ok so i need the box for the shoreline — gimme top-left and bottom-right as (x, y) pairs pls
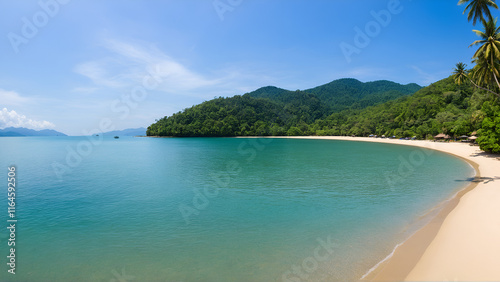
(148, 135), (499, 279)
(277, 136), (500, 281)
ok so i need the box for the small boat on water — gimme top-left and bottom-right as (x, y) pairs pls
(114, 136), (119, 139)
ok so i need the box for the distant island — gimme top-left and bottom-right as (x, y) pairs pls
(0, 127), (67, 137)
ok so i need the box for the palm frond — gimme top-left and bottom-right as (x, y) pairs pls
(459, 0), (498, 25)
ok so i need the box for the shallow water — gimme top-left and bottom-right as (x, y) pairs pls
(0, 137), (474, 281)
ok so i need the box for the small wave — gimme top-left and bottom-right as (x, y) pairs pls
(360, 241), (404, 280)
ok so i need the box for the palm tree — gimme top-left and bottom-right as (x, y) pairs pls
(470, 18), (500, 89)
(453, 62), (469, 85)
(453, 62), (500, 97)
(459, 0), (498, 25)
(471, 57), (495, 86)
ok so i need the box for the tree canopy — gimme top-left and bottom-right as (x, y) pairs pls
(147, 79), (421, 137)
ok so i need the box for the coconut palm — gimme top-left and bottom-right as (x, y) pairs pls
(471, 57), (496, 86)
(470, 18), (500, 88)
(459, 0), (498, 25)
(453, 62), (500, 97)
(453, 62), (469, 85)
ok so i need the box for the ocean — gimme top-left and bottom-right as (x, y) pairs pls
(0, 137), (474, 281)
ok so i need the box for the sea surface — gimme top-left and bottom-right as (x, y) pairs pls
(0, 137), (474, 281)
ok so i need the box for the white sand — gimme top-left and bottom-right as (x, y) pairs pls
(281, 136), (500, 281)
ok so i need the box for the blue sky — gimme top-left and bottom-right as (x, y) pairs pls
(0, 0), (489, 135)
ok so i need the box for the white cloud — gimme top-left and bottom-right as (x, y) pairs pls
(0, 108), (55, 130)
(74, 59), (129, 88)
(72, 38), (287, 101)
(0, 89), (30, 106)
(74, 39), (218, 93)
(104, 39), (155, 63)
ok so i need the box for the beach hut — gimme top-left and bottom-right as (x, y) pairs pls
(458, 135), (469, 142)
(468, 135), (478, 145)
(434, 133), (451, 141)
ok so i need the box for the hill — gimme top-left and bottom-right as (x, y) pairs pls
(304, 78), (422, 112)
(147, 79), (422, 137)
(312, 77), (484, 138)
(247, 79), (421, 112)
(0, 127), (67, 137)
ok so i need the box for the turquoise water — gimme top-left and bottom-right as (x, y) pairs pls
(0, 137), (474, 281)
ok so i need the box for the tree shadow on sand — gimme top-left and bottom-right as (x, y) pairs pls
(469, 151), (500, 161)
(456, 176), (500, 184)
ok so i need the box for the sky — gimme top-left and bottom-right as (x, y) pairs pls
(0, 0), (490, 135)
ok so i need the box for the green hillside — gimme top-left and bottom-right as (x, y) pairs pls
(247, 79), (421, 112)
(303, 78), (421, 112)
(312, 77), (499, 152)
(147, 91), (325, 137)
(147, 76), (500, 152)
(147, 79), (421, 137)
(312, 77), (487, 138)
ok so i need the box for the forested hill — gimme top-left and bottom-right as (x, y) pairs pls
(312, 76), (489, 138)
(147, 79), (421, 137)
(247, 79), (421, 112)
(304, 78), (421, 112)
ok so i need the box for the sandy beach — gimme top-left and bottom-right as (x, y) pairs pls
(283, 136), (500, 281)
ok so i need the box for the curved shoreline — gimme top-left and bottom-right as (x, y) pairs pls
(271, 136), (500, 281)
